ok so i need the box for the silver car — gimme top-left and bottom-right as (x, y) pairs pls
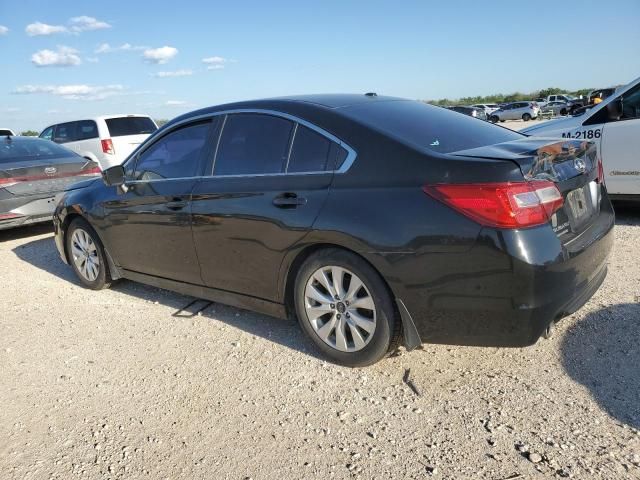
(489, 102), (540, 122)
(541, 101), (570, 116)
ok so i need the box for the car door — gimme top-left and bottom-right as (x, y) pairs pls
(599, 83), (640, 195)
(191, 112), (348, 301)
(72, 120), (100, 159)
(100, 119), (216, 284)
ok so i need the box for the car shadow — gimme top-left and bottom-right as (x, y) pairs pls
(612, 201), (640, 225)
(561, 303), (640, 429)
(11, 235), (323, 361)
(0, 223), (53, 242)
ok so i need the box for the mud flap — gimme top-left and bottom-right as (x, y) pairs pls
(396, 298), (422, 351)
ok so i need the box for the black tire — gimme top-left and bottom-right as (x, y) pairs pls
(294, 248), (401, 367)
(560, 108), (567, 116)
(489, 115), (499, 123)
(66, 218), (112, 290)
(522, 113), (532, 121)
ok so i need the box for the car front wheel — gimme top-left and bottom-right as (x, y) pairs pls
(294, 249), (401, 367)
(66, 218), (112, 290)
(489, 115), (499, 123)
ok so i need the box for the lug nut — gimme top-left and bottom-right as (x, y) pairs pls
(346, 312), (350, 318)
(336, 314), (341, 319)
(330, 303), (335, 309)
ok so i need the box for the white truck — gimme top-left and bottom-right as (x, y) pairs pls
(522, 76), (640, 199)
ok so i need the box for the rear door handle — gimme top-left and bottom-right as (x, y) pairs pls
(273, 192), (307, 208)
(166, 197), (188, 211)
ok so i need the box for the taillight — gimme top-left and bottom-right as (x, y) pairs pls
(423, 181), (564, 229)
(0, 212), (22, 220)
(101, 138), (115, 155)
(597, 157), (605, 184)
(0, 177), (18, 188)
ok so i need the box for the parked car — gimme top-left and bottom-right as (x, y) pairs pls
(447, 105), (487, 120)
(489, 102), (540, 122)
(535, 98), (548, 108)
(470, 104), (500, 115)
(546, 94), (586, 113)
(522, 75), (640, 200)
(0, 128), (15, 136)
(0, 136), (101, 230)
(53, 94), (613, 366)
(39, 115), (158, 170)
(542, 101), (570, 116)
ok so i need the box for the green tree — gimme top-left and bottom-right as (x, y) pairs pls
(155, 119), (169, 127)
(20, 130), (39, 136)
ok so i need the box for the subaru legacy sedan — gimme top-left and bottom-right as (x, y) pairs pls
(53, 94), (614, 366)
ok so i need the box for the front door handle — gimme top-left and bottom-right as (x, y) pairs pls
(166, 197), (188, 211)
(273, 192), (307, 208)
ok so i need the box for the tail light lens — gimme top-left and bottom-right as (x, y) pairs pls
(0, 212), (22, 220)
(0, 177), (19, 188)
(101, 138), (115, 155)
(597, 157), (605, 184)
(424, 181), (564, 229)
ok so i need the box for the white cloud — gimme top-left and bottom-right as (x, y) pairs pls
(152, 69), (193, 78)
(95, 42), (146, 54)
(0, 25), (9, 35)
(31, 46), (81, 67)
(13, 84), (125, 100)
(202, 56), (228, 70)
(166, 100), (187, 106)
(69, 16), (111, 32)
(143, 46), (178, 64)
(25, 21), (68, 36)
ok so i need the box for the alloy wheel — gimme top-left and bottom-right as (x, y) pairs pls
(70, 228), (100, 282)
(304, 266), (377, 352)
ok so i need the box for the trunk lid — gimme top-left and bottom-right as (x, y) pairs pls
(0, 156), (100, 195)
(453, 138), (601, 240)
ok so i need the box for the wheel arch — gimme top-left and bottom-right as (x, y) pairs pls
(280, 242), (421, 350)
(60, 211), (122, 280)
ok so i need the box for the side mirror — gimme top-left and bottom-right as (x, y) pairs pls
(606, 98), (623, 121)
(102, 165), (125, 186)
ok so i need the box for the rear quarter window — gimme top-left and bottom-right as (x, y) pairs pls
(106, 117), (157, 137)
(341, 100), (523, 154)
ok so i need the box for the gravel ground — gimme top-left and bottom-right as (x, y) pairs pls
(1, 204), (639, 480)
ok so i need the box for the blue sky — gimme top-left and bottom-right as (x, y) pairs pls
(1, 0), (639, 132)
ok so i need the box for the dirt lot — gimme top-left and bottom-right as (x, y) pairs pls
(1, 204), (639, 479)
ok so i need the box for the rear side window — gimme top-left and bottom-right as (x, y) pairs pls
(342, 100), (523, 154)
(214, 114), (294, 175)
(134, 122), (209, 180)
(53, 122), (78, 143)
(106, 117), (157, 137)
(76, 120), (98, 140)
(287, 125), (333, 173)
(40, 126), (54, 141)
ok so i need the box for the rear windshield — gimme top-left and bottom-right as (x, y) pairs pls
(341, 100), (523, 154)
(105, 117), (157, 137)
(0, 137), (78, 162)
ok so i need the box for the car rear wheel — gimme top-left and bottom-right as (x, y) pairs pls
(66, 218), (111, 290)
(522, 113), (532, 121)
(489, 115), (499, 123)
(294, 249), (401, 367)
(560, 108), (568, 116)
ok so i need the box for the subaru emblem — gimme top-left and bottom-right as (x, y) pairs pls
(574, 158), (586, 173)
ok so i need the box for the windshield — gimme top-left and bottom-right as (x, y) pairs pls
(106, 117), (157, 137)
(0, 137), (78, 162)
(341, 100), (523, 154)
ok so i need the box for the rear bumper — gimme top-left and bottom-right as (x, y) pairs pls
(0, 193), (59, 230)
(392, 199), (615, 348)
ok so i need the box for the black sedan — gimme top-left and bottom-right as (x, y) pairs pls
(53, 95), (614, 366)
(1, 135), (100, 230)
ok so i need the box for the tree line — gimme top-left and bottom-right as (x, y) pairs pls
(426, 87), (593, 107)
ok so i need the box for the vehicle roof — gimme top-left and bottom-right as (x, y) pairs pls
(171, 94), (403, 118)
(44, 114), (153, 125)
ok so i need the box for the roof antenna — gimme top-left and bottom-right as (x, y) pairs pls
(364, 92), (378, 97)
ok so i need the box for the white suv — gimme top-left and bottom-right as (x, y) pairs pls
(39, 115), (158, 169)
(0, 128), (15, 136)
